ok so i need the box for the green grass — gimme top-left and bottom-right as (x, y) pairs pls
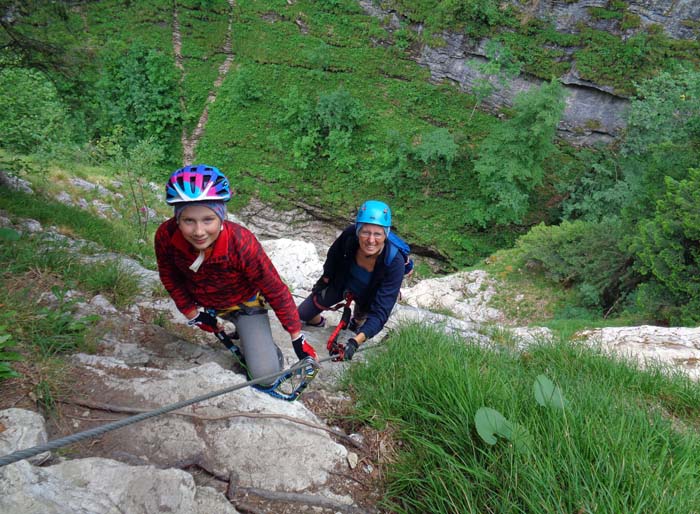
(0, 224), (148, 307)
(347, 325), (700, 513)
(79, 260), (144, 308)
(0, 282), (97, 358)
(0, 186), (155, 263)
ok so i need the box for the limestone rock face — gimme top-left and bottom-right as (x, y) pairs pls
(0, 409), (49, 465)
(522, 0), (700, 40)
(262, 238), (324, 294)
(360, 0), (699, 145)
(0, 457), (238, 514)
(67, 357), (348, 491)
(576, 325), (700, 380)
(400, 270), (504, 323)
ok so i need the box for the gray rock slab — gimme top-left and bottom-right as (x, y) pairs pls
(0, 458), (237, 514)
(71, 357), (348, 492)
(577, 325), (700, 380)
(0, 409), (50, 465)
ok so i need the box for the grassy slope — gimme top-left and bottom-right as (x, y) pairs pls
(347, 325), (700, 513)
(195, 0), (526, 267)
(11, 1), (700, 272)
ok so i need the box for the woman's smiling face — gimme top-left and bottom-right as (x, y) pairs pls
(357, 223), (386, 257)
(177, 204), (222, 250)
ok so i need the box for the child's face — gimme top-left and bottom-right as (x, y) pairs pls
(177, 204), (222, 250)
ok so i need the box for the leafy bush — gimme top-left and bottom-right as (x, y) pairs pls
(316, 88), (365, 133)
(279, 87), (365, 169)
(517, 218), (632, 309)
(412, 128), (458, 172)
(474, 80), (566, 225)
(0, 67), (71, 154)
(228, 66), (264, 106)
(93, 41), (182, 156)
(558, 147), (630, 222)
(631, 169), (700, 324)
(619, 68), (700, 223)
(468, 40), (522, 119)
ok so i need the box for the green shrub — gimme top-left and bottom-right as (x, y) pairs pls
(412, 128), (458, 172)
(621, 67), (700, 224)
(0, 67), (71, 154)
(558, 148), (631, 222)
(93, 40), (182, 156)
(517, 218), (632, 309)
(229, 66), (265, 106)
(474, 80), (565, 225)
(278, 86), (365, 170)
(631, 170), (700, 324)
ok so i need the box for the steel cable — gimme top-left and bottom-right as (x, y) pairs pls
(0, 343), (375, 467)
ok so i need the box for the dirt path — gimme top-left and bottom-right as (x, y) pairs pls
(175, 0), (237, 166)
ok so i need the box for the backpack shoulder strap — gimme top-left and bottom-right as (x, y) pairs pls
(385, 239), (399, 267)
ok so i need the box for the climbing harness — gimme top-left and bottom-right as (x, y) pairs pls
(326, 293), (354, 361)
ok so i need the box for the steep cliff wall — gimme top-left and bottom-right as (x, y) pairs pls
(360, 0), (699, 145)
(524, 0), (700, 40)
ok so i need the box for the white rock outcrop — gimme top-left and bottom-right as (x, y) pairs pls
(577, 325), (700, 380)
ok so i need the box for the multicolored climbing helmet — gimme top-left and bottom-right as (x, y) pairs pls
(166, 164), (231, 205)
(356, 200), (391, 227)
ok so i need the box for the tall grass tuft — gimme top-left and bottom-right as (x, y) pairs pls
(78, 260), (143, 308)
(347, 324), (700, 513)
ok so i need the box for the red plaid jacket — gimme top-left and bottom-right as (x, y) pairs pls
(154, 218), (301, 335)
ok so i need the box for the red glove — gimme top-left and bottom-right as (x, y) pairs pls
(292, 334), (318, 361)
(187, 311), (219, 333)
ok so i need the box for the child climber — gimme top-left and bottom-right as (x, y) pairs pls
(154, 164), (317, 387)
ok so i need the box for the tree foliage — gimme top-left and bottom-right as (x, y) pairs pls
(469, 40), (522, 120)
(0, 67), (70, 153)
(412, 128), (458, 171)
(279, 87), (365, 170)
(93, 41), (181, 153)
(621, 67), (700, 223)
(559, 148), (630, 222)
(631, 169), (700, 324)
(517, 218), (632, 310)
(0, 0), (76, 76)
(474, 79), (566, 225)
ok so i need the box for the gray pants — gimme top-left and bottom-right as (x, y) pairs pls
(222, 309), (283, 386)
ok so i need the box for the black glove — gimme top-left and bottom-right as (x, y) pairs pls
(343, 338), (359, 361)
(292, 334), (318, 361)
(187, 310), (219, 333)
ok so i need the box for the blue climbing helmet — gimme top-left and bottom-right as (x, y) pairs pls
(356, 200), (391, 228)
(166, 164), (231, 205)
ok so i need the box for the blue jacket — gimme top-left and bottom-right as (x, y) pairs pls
(323, 225), (404, 339)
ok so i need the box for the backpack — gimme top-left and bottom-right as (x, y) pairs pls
(386, 231), (414, 275)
